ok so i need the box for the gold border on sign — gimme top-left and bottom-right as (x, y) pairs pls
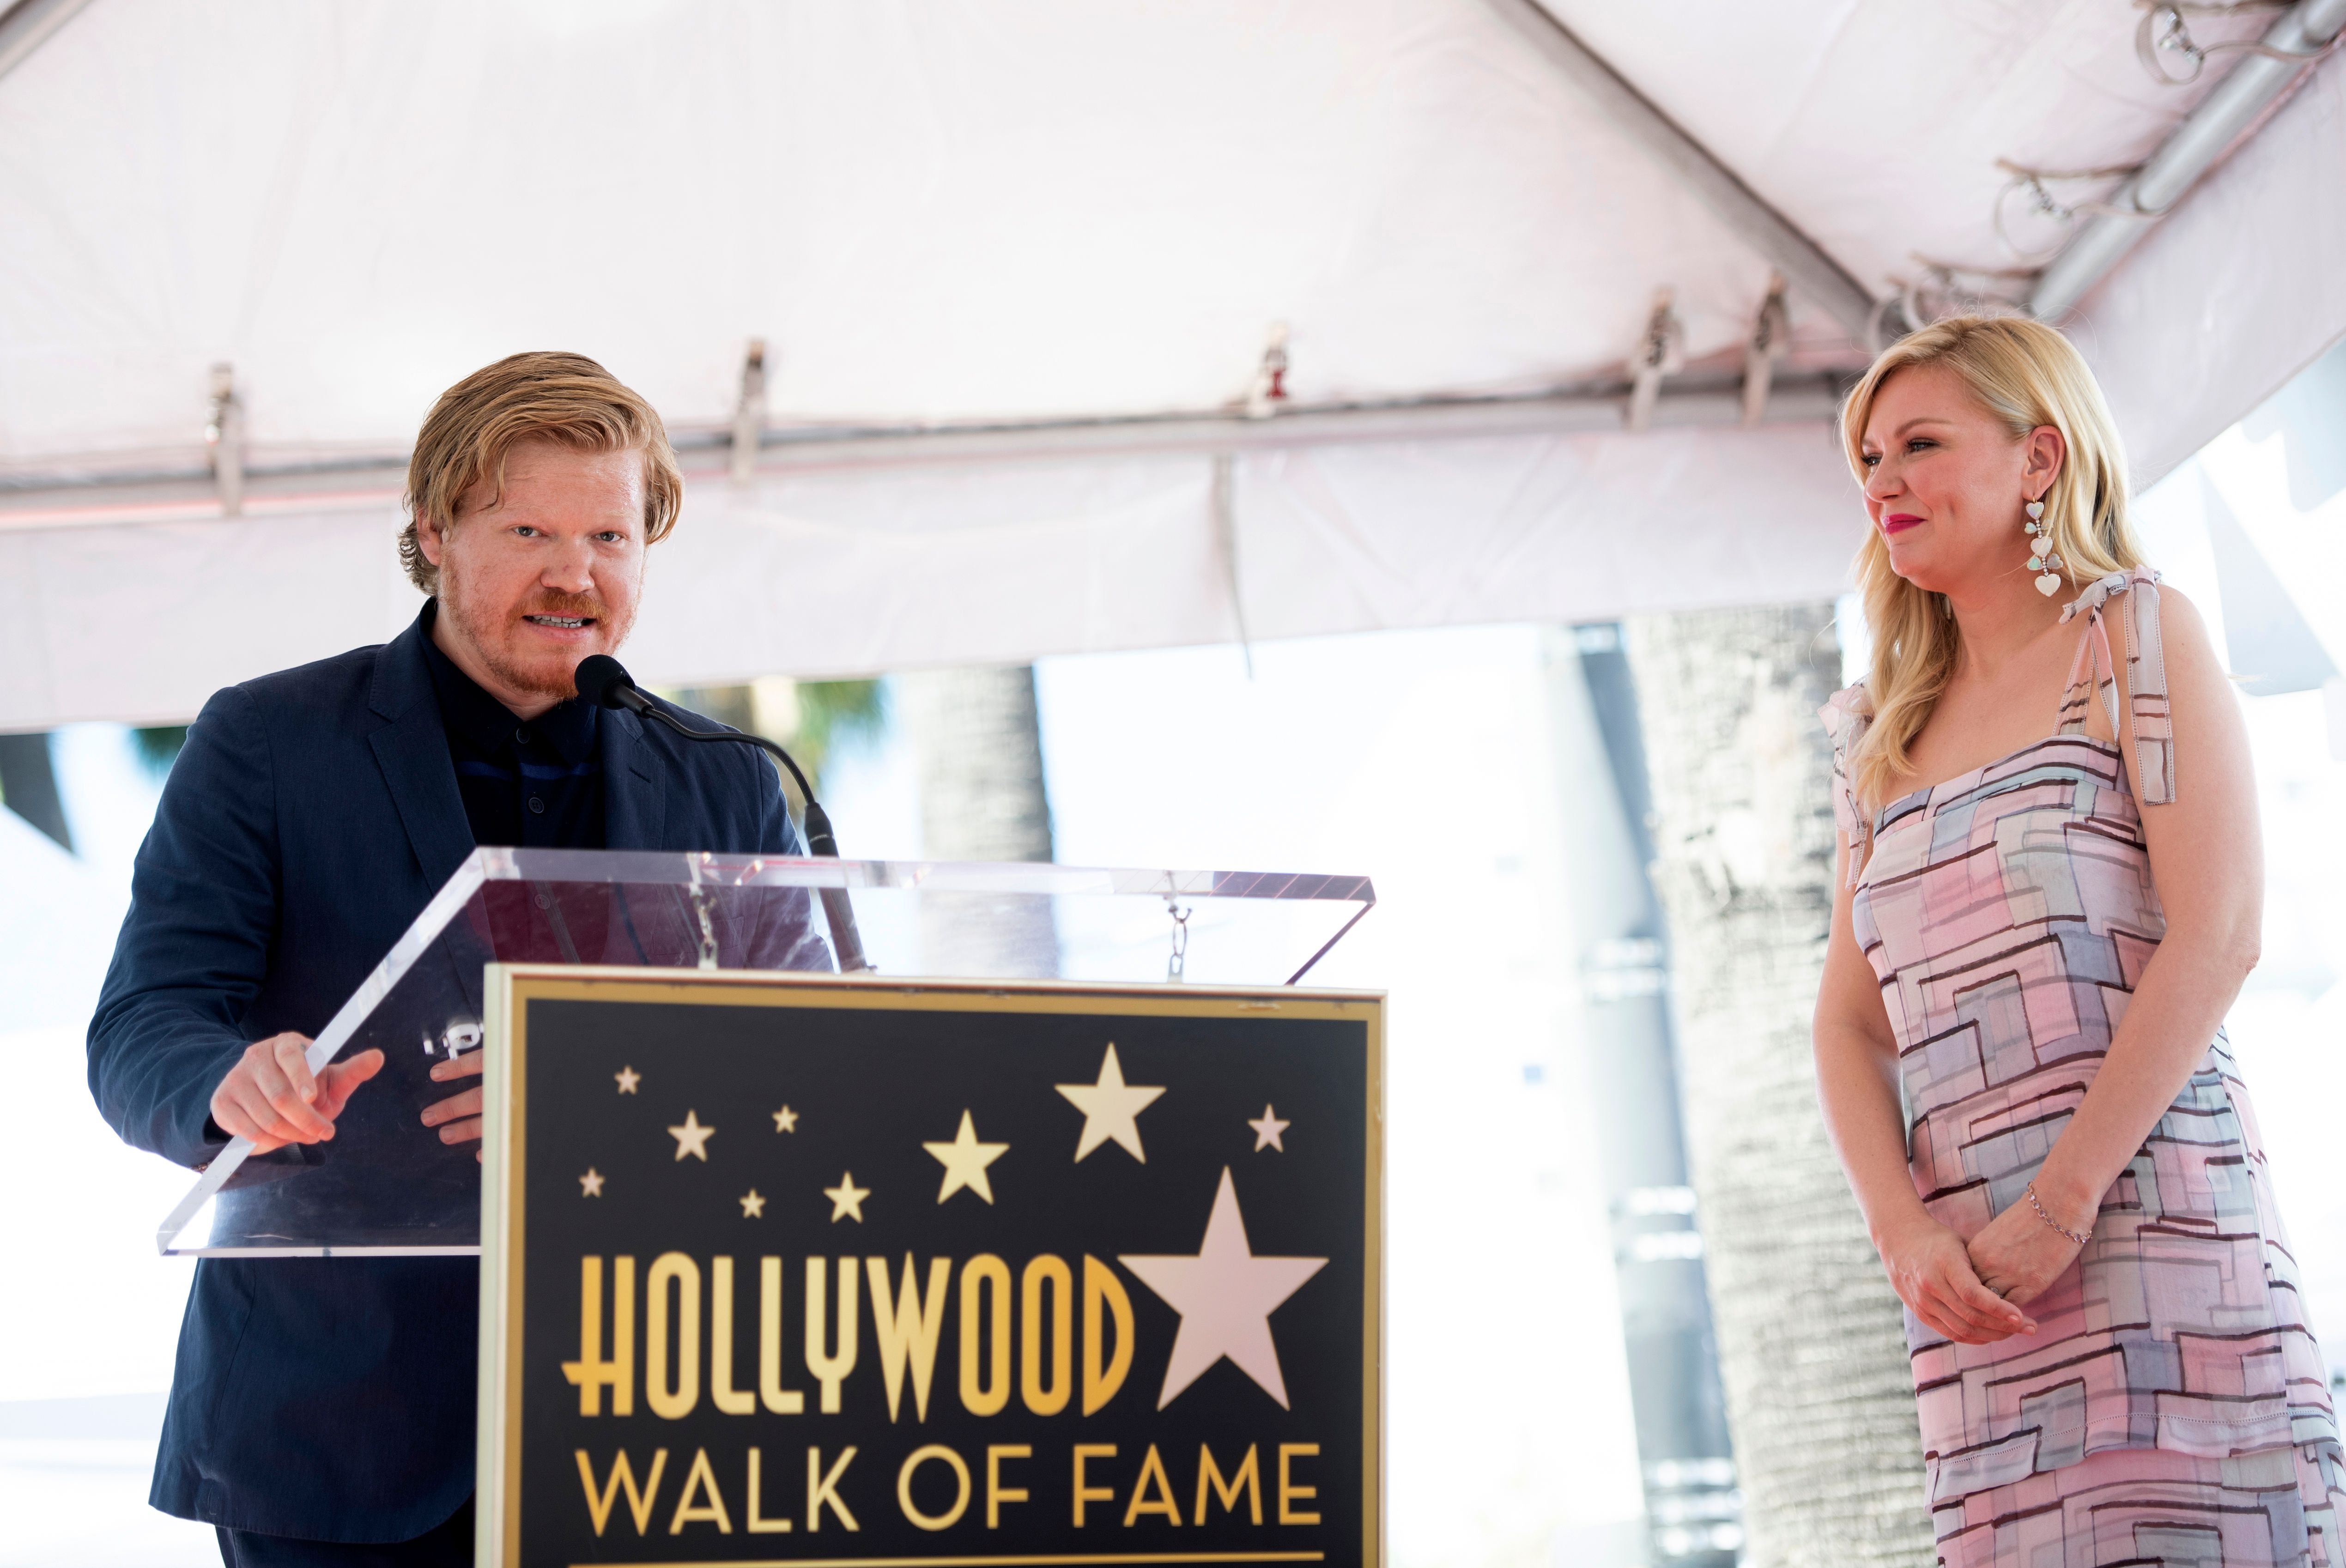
(570, 1555), (1325, 1568)
(475, 964), (1387, 1568)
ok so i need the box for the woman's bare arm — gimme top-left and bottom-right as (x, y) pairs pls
(1969, 587), (2261, 1301)
(1815, 833), (2034, 1342)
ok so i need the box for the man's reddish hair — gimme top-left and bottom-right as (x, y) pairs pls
(399, 351), (682, 593)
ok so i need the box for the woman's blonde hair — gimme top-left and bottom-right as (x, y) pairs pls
(1838, 315), (2144, 810)
(399, 351), (683, 594)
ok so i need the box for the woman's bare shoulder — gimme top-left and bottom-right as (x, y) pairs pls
(2151, 581), (2215, 652)
(2081, 573), (2221, 684)
(2145, 583), (2238, 720)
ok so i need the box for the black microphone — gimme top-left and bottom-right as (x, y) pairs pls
(574, 654), (870, 972)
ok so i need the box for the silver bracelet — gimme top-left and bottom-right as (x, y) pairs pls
(2025, 1181), (2092, 1247)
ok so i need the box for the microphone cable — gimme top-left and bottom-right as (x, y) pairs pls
(575, 654), (871, 971)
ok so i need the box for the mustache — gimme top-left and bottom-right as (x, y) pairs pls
(520, 591), (610, 620)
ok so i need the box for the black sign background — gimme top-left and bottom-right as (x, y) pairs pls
(484, 970), (1380, 1568)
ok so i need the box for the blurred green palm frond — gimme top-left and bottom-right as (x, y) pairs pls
(791, 680), (887, 792)
(133, 726), (189, 775)
(658, 678), (888, 803)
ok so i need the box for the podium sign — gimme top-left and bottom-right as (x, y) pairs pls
(479, 964), (1383, 1567)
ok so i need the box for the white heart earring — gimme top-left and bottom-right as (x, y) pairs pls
(2023, 499), (2063, 596)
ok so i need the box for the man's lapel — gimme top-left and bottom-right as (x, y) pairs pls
(367, 616), (474, 889)
(601, 710), (667, 849)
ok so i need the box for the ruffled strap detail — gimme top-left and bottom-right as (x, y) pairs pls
(1819, 681), (1874, 885)
(2056, 566), (2175, 805)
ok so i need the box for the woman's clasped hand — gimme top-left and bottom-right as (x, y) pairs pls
(1964, 1191), (2088, 1312)
(1873, 1208), (2043, 1345)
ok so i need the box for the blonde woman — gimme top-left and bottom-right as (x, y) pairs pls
(1813, 315), (2346, 1566)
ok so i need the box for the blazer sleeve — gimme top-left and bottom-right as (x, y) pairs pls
(87, 684), (283, 1168)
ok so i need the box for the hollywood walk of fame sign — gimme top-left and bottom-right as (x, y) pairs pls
(478, 963), (1383, 1568)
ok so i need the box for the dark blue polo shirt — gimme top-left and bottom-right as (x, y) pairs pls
(416, 600), (604, 849)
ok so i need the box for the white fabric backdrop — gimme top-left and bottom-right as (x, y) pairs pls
(0, 0), (1799, 456)
(0, 1), (2340, 726)
(0, 421), (1860, 726)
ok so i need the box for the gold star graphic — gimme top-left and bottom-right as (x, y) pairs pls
(579, 1168), (605, 1197)
(667, 1110), (715, 1162)
(1249, 1104), (1290, 1152)
(614, 1066), (641, 1094)
(924, 1110), (1010, 1205)
(773, 1105), (798, 1133)
(1056, 1042), (1165, 1162)
(824, 1172), (870, 1223)
(740, 1188), (766, 1218)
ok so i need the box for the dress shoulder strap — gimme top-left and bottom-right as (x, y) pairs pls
(2055, 567), (2175, 804)
(1819, 682), (1873, 885)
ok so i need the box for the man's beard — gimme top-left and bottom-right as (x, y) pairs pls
(441, 577), (629, 701)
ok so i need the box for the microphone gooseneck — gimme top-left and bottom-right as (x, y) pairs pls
(574, 654), (869, 971)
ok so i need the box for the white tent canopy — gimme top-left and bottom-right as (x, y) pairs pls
(4, 0), (2344, 728)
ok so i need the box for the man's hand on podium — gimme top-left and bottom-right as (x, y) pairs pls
(210, 1034), (385, 1156)
(421, 1049), (486, 1162)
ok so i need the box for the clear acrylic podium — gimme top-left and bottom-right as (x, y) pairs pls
(156, 848), (1376, 1257)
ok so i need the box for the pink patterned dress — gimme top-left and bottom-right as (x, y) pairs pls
(1824, 569), (2346, 1567)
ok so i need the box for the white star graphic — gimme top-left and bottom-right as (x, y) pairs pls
(772, 1105), (798, 1133)
(1121, 1167), (1327, 1410)
(739, 1188), (766, 1218)
(924, 1110), (1010, 1205)
(667, 1110), (715, 1162)
(1055, 1043), (1165, 1162)
(1249, 1104), (1290, 1152)
(614, 1066), (640, 1094)
(579, 1168), (605, 1197)
(824, 1172), (870, 1222)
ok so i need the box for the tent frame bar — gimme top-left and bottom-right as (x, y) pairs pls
(0, 369), (1849, 532)
(1481, 0), (1881, 345)
(0, 0), (91, 83)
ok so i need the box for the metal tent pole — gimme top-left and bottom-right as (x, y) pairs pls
(2030, 0), (2346, 320)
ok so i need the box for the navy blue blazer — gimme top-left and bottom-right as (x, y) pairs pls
(89, 615), (823, 1541)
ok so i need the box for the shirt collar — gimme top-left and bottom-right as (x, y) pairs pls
(416, 599), (600, 763)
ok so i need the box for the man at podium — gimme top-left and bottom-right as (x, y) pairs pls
(85, 352), (823, 1564)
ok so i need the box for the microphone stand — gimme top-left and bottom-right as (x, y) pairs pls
(628, 703), (874, 975)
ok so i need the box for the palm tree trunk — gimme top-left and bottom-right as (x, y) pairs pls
(1623, 603), (1932, 1568)
(897, 665), (1060, 979)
